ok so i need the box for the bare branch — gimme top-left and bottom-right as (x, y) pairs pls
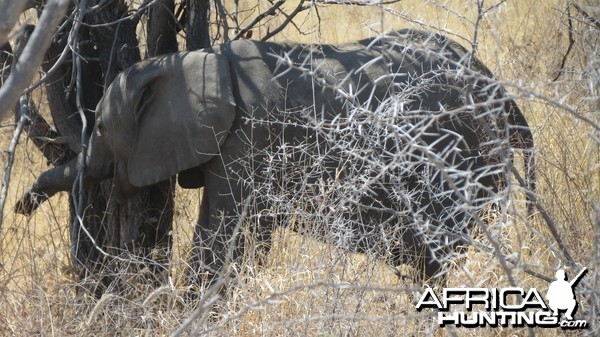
(214, 0), (230, 42)
(552, 5), (576, 82)
(510, 165), (576, 266)
(315, 0), (404, 6)
(572, 3), (600, 29)
(0, 96), (28, 228)
(0, 1), (29, 47)
(0, 0), (70, 122)
(261, 0), (311, 41)
(232, 0), (286, 41)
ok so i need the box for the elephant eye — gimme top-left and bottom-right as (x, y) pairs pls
(96, 120), (104, 137)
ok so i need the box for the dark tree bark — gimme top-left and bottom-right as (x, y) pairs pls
(86, 0), (141, 86)
(148, 0), (179, 57)
(186, 0), (211, 50)
(41, 22), (100, 156)
(7, 25), (76, 166)
(0, 28), (74, 168)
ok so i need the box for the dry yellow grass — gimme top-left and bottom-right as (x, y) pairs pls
(1, 0), (598, 336)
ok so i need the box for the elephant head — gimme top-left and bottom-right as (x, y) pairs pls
(90, 51), (237, 192)
(15, 51), (237, 214)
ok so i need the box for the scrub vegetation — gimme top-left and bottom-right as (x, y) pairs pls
(0, 0), (598, 336)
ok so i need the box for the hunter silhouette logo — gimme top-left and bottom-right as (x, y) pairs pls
(546, 268), (587, 321)
(415, 267), (588, 329)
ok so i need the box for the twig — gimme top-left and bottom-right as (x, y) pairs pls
(261, 0), (310, 41)
(169, 283), (222, 337)
(232, 0), (286, 41)
(510, 165), (576, 266)
(0, 96), (29, 228)
(233, 0), (240, 31)
(552, 5), (575, 82)
(572, 3), (600, 29)
(315, 0), (403, 6)
(470, 0), (484, 63)
(0, 0), (71, 122)
(470, 0), (508, 65)
(214, 0), (230, 42)
(505, 83), (600, 132)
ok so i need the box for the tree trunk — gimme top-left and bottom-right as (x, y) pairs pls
(148, 0), (179, 57)
(186, 0), (211, 50)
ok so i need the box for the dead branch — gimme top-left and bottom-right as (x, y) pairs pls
(0, 1), (29, 47)
(261, 0), (311, 41)
(232, 0), (286, 41)
(213, 0), (230, 42)
(11, 25), (76, 165)
(315, 0), (404, 6)
(0, 96), (29, 228)
(552, 5), (575, 82)
(0, 0), (70, 122)
(510, 165), (575, 266)
(572, 3), (600, 29)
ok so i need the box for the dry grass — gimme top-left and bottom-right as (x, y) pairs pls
(1, 0), (598, 336)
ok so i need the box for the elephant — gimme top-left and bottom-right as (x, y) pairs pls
(16, 29), (535, 285)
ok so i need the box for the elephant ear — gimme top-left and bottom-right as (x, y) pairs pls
(127, 52), (236, 187)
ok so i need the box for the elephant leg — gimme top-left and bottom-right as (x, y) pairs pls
(352, 189), (444, 283)
(190, 187), (276, 291)
(394, 187), (464, 285)
(128, 179), (175, 286)
(189, 187), (215, 288)
(185, 187), (225, 302)
(190, 179), (250, 290)
(388, 223), (445, 284)
(413, 241), (445, 284)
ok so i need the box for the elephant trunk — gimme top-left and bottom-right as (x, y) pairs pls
(15, 155), (82, 215)
(14, 140), (122, 215)
(15, 132), (120, 215)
